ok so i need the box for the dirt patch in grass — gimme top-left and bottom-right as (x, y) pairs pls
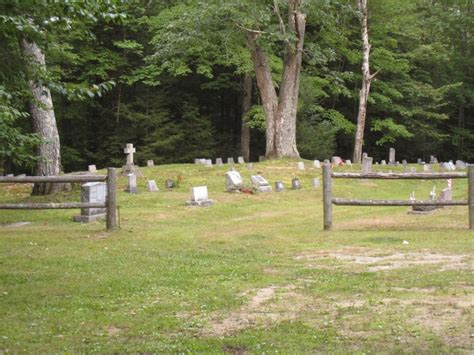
(294, 247), (471, 272)
(201, 285), (307, 337)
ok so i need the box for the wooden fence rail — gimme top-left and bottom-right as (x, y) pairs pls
(323, 164), (474, 230)
(0, 167), (117, 231)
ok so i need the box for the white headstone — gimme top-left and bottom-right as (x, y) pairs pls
(251, 175), (272, 192)
(147, 160), (154, 167)
(313, 160), (321, 169)
(312, 178), (320, 188)
(345, 160), (352, 167)
(205, 159), (213, 167)
(88, 164), (97, 174)
(147, 180), (159, 192)
(381, 160), (387, 165)
(362, 157), (373, 174)
(73, 182), (107, 222)
(126, 173), (137, 193)
(216, 158), (223, 166)
(227, 157), (235, 164)
(291, 178), (301, 190)
(191, 186), (208, 201)
(238, 156), (245, 164)
(331, 156), (342, 165)
(225, 171), (243, 192)
(297, 162), (305, 170)
(389, 148), (396, 164)
(275, 181), (284, 192)
(423, 164), (433, 172)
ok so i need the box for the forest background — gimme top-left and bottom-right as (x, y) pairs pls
(1, 0), (472, 174)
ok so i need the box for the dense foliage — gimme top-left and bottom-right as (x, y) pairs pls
(1, 0), (472, 173)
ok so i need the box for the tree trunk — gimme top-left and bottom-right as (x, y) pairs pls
(275, 0), (305, 158)
(245, 0), (305, 159)
(240, 73), (252, 162)
(246, 32), (279, 158)
(353, 0), (376, 164)
(21, 38), (62, 195)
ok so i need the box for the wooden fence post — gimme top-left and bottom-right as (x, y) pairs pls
(106, 167), (117, 231)
(323, 163), (333, 230)
(469, 165), (474, 230)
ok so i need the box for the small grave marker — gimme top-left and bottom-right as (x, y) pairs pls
(88, 165), (97, 174)
(297, 162), (305, 170)
(227, 157), (235, 165)
(225, 171), (243, 192)
(165, 179), (175, 188)
(312, 178), (320, 188)
(186, 186), (214, 206)
(291, 178), (301, 190)
(313, 160), (321, 169)
(147, 180), (159, 192)
(251, 175), (272, 192)
(331, 156), (342, 166)
(216, 158), (223, 166)
(275, 181), (284, 192)
(147, 160), (154, 167)
(238, 156), (245, 164)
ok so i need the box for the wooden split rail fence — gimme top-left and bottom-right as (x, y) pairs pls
(322, 164), (474, 230)
(0, 168), (117, 230)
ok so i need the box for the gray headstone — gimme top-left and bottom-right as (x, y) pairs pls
(126, 173), (137, 193)
(251, 175), (272, 192)
(402, 159), (408, 166)
(74, 182), (107, 222)
(16, 174), (26, 178)
(430, 155), (438, 164)
(247, 163), (253, 170)
(423, 164), (433, 172)
(362, 152), (368, 159)
(291, 178), (301, 190)
(410, 167), (417, 173)
(147, 180), (159, 192)
(439, 187), (452, 202)
(216, 158), (223, 166)
(6, 174), (14, 177)
(165, 179), (175, 188)
(259, 155), (265, 162)
(417, 158), (422, 164)
(297, 162), (305, 170)
(194, 159), (200, 165)
(88, 164), (97, 174)
(238, 156), (245, 164)
(227, 157), (235, 165)
(389, 148), (396, 164)
(225, 171), (243, 192)
(455, 160), (466, 169)
(147, 160), (154, 167)
(362, 157), (373, 174)
(275, 181), (284, 192)
(313, 160), (321, 169)
(205, 159), (213, 168)
(381, 160), (387, 165)
(345, 160), (352, 167)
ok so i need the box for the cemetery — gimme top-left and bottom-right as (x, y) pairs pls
(1, 156), (472, 352)
(1, 0), (473, 352)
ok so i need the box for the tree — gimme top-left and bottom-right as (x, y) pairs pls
(353, 0), (377, 163)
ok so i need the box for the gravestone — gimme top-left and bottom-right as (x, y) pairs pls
(186, 186), (214, 206)
(324, 159), (330, 165)
(389, 148), (396, 165)
(205, 159), (213, 168)
(225, 171), (243, 192)
(216, 158), (223, 166)
(6, 174), (14, 177)
(313, 160), (321, 169)
(381, 160), (387, 165)
(147, 160), (154, 167)
(251, 175), (272, 192)
(439, 187), (452, 203)
(402, 159), (408, 166)
(291, 178), (301, 190)
(125, 173), (137, 193)
(417, 158), (422, 164)
(362, 157), (373, 174)
(455, 160), (466, 169)
(247, 163), (253, 170)
(312, 178), (320, 188)
(16, 174), (26, 178)
(275, 181), (284, 192)
(238, 156), (245, 164)
(410, 167), (417, 173)
(194, 159), (200, 165)
(331, 156), (342, 166)
(440, 161), (456, 171)
(147, 180), (159, 192)
(88, 164), (97, 174)
(121, 143), (142, 176)
(165, 179), (175, 189)
(362, 152), (368, 159)
(297, 162), (305, 170)
(423, 164), (433, 172)
(345, 160), (352, 167)
(259, 155), (265, 162)
(73, 182), (107, 222)
(430, 155), (438, 164)
(227, 157), (235, 165)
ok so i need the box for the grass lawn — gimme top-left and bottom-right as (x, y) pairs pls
(1, 160), (472, 353)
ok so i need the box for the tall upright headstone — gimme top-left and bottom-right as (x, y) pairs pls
(362, 157), (373, 174)
(125, 173), (137, 193)
(73, 182), (107, 222)
(389, 148), (396, 165)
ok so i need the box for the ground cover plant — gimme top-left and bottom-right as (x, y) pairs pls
(0, 160), (472, 353)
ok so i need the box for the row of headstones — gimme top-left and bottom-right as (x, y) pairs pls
(195, 157), (247, 167)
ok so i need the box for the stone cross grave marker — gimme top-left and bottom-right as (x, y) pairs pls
(147, 180), (159, 192)
(73, 182), (107, 222)
(147, 160), (154, 167)
(362, 157), (373, 174)
(225, 171), (243, 192)
(251, 175), (272, 192)
(238, 156), (245, 164)
(292, 178), (301, 190)
(389, 147), (396, 164)
(124, 143), (136, 166)
(186, 186), (214, 206)
(297, 162), (305, 170)
(126, 173), (137, 193)
(275, 181), (284, 192)
(313, 160), (321, 169)
(88, 164), (97, 174)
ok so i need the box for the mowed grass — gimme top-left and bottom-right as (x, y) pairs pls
(0, 160), (472, 353)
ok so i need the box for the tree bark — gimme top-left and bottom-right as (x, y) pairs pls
(240, 73), (252, 162)
(353, 0), (376, 164)
(21, 38), (62, 195)
(244, 0), (305, 159)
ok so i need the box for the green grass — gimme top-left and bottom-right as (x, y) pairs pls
(1, 160), (472, 353)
